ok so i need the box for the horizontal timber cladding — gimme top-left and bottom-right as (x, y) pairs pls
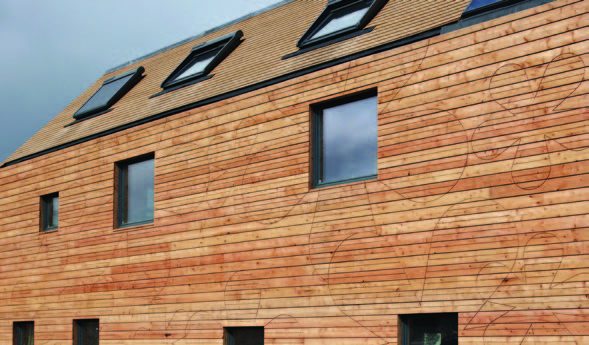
(1, 0), (589, 344)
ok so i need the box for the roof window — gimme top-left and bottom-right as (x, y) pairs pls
(161, 30), (243, 90)
(461, 0), (534, 18)
(73, 67), (144, 120)
(465, 0), (503, 12)
(297, 0), (387, 49)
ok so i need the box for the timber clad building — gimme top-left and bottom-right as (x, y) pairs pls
(1, 0), (588, 344)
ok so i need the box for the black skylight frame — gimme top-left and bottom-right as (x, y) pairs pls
(73, 67), (145, 120)
(297, 0), (388, 49)
(161, 30), (243, 90)
(462, 0), (527, 18)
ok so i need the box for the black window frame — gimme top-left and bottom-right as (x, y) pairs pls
(73, 67), (145, 121)
(13, 321), (34, 345)
(312, 89), (378, 188)
(462, 0), (528, 17)
(442, 0), (556, 34)
(73, 319), (99, 345)
(161, 30), (243, 91)
(115, 153), (155, 229)
(297, 0), (388, 49)
(224, 327), (264, 345)
(399, 313), (458, 345)
(40, 192), (59, 232)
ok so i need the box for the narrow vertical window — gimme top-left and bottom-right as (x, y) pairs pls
(400, 313), (458, 345)
(313, 90), (378, 187)
(73, 319), (99, 345)
(13, 322), (34, 345)
(41, 193), (59, 231)
(116, 154), (155, 228)
(224, 327), (264, 345)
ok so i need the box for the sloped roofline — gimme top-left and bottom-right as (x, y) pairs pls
(105, 0), (295, 75)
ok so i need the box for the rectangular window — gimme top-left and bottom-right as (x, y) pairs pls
(224, 327), (264, 345)
(13, 322), (34, 345)
(313, 90), (378, 187)
(40, 193), (59, 231)
(73, 319), (99, 345)
(116, 154), (155, 228)
(400, 313), (458, 345)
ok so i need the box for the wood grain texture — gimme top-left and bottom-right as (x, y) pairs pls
(1, 0), (589, 344)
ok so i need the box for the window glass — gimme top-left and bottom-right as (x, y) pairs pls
(174, 49), (219, 81)
(311, 6), (370, 40)
(75, 320), (99, 345)
(120, 157), (155, 226)
(14, 322), (34, 345)
(77, 74), (133, 115)
(465, 0), (503, 12)
(403, 313), (458, 345)
(225, 327), (264, 345)
(321, 95), (378, 184)
(42, 193), (59, 231)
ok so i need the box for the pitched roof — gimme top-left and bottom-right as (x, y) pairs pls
(4, 0), (468, 165)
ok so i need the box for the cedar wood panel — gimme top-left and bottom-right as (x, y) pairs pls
(1, 0), (589, 344)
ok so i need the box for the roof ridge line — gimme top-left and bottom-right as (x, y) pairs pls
(105, 0), (295, 75)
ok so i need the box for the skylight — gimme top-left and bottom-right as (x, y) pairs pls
(161, 31), (243, 90)
(73, 67), (144, 120)
(297, 0), (387, 49)
(310, 5), (370, 40)
(465, 0), (503, 12)
(174, 51), (218, 81)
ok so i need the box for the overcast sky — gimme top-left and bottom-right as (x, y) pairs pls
(0, 0), (281, 164)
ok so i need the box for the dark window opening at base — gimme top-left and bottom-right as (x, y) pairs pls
(73, 319), (99, 345)
(13, 321), (34, 345)
(224, 327), (264, 345)
(400, 313), (458, 345)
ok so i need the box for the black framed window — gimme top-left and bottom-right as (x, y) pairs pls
(73, 319), (99, 345)
(41, 192), (59, 231)
(297, 0), (388, 49)
(13, 322), (34, 345)
(161, 31), (243, 91)
(465, 0), (504, 12)
(441, 0), (553, 34)
(461, 0), (545, 18)
(73, 67), (144, 120)
(224, 327), (264, 345)
(313, 90), (378, 188)
(116, 154), (155, 228)
(400, 313), (458, 345)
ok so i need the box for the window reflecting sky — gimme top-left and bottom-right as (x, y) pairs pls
(311, 6), (369, 40)
(125, 158), (154, 224)
(175, 48), (220, 81)
(77, 74), (132, 115)
(322, 96), (377, 183)
(465, 0), (503, 12)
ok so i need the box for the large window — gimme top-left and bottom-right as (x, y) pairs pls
(313, 91), (378, 187)
(13, 322), (34, 345)
(116, 154), (155, 228)
(40, 192), (59, 231)
(73, 319), (99, 345)
(400, 313), (458, 345)
(224, 327), (264, 345)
